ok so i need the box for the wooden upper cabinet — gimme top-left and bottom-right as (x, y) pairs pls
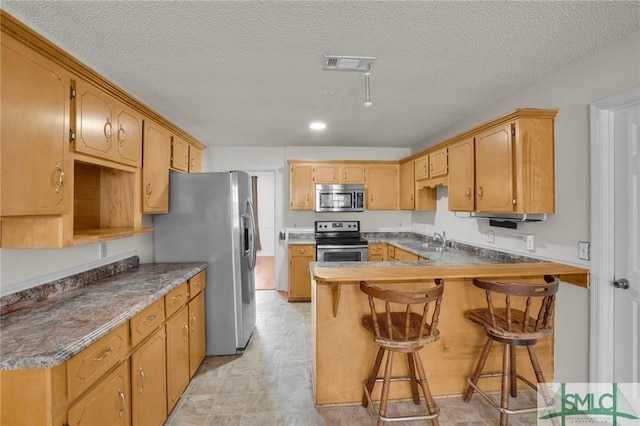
(314, 164), (339, 184)
(341, 164), (365, 184)
(399, 161), (415, 210)
(475, 123), (515, 212)
(188, 146), (202, 173)
(142, 120), (171, 213)
(448, 137), (475, 212)
(414, 156), (429, 180)
(75, 79), (142, 167)
(290, 163), (314, 210)
(429, 148), (448, 178)
(365, 164), (398, 210)
(1, 34), (70, 216)
(114, 103), (143, 167)
(170, 136), (190, 172)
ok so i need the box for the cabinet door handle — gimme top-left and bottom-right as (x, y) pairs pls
(118, 388), (126, 419)
(146, 182), (153, 199)
(104, 118), (112, 142)
(191, 314), (197, 331)
(92, 345), (113, 364)
(465, 188), (471, 198)
(172, 294), (184, 302)
(183, 323), (189, 341)
(343, 171), (347, 181)
(477, 186), (484, 198)
(55, 162), (64, 193)
(118, 124), (126, 145)
(138, 368), (146, 394)
(143, 312), (158, 324)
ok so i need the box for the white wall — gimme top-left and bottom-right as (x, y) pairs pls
(0, 217), (154, 296)
(412, 30), (640, 383)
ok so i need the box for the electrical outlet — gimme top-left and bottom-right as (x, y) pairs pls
(578, 241), (590, 260)
(486, 230), (495, 243)
(99, 242), (107, 259)
(524, 235), (535, 251)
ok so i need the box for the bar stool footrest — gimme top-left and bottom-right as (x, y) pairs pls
(363, 377), (440, 423)
(466, 373), (555, 415)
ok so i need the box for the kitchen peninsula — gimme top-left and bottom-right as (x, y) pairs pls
(309, 241), (590, 406)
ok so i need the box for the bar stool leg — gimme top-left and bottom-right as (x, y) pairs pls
(363, 347), (385, 407)
(413, 352), (440, 426)
(378, 351), (394, 426)
(464, 337), (493, 402)
(500, 344), (511, 426)
(407, 352), (420, 404)
(510, 345), (518, 398)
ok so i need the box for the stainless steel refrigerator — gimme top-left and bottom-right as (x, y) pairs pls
(153, 171), (257, 356)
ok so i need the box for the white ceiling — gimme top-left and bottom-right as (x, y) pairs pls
(3, 1), (639, 149)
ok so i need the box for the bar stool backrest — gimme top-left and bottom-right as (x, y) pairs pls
(359, 279), (444, 345)
(471, 275), (559, 336)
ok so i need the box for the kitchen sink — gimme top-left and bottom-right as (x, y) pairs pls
(400, 242), (450, 253)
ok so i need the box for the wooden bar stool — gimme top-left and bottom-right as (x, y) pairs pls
(463, 275), (559, 425)
(359, 279), (444, 426)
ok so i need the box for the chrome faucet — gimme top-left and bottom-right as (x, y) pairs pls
(433, 231), (446, 247)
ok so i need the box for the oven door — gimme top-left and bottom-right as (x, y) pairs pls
(316, 245), (368, 262)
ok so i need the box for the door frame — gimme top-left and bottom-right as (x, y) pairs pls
(589, 86), (640, 382)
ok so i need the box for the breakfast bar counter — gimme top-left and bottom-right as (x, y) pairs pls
(309, 254), (589, 406)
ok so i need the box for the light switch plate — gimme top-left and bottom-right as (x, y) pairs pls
(578, 241), (590, 260)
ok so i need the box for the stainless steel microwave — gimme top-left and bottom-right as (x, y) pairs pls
(315, 184), (365, 212)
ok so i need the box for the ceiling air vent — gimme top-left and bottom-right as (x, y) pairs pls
(323, 55), (376, 72)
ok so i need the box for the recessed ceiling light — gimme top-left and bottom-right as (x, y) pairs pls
(309, 122), (326, 131)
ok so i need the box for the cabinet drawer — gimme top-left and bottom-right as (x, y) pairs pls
(67, 322), (129, 401)
(130, 298), (165, 347)
(290, 245), (314, 257)
(188, 270), (206, 298)
(165, 282), (188, 317)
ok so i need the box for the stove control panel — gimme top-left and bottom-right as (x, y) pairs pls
(315, 221), (360, 233)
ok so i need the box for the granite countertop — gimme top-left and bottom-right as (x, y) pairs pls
(0, 262), (206, 370)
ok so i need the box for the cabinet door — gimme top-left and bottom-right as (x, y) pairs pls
(365, 164), (398, 210)
(368, 243), (387, 261)
(188, 291), (206, 378)
(475, 123), (515, 212)
(142, 121), (170, 213)
(76, 79), (116, 159)
(394, 248), (419, 261)
(448, 138), (475, 212)
(341, 165), (365, 184)
(131, 329), (167, 426)
(399, 162), (415, 210)
(414, 156), (429, 180)
(290, 164), (314, 210)
(1, 36), (70, 216)
(188, 146), (202, 173)
(165, 307), (190, 414)
(114, 103), (142, 167)
(314, 164), (339, 184)
(170, 136), (190, 172)
(68, 361), (130, 426)
(429, 148), (448, 178)
(288, 245), (314, 301)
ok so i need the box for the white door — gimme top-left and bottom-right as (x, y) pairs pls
(613, 101), (640, 383)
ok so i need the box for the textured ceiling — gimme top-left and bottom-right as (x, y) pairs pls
(3, 1), (639, 149)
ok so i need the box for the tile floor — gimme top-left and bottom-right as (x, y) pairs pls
(166, 290), (541, 425)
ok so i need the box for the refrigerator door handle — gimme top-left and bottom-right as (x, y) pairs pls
(246, 199), (257, 271)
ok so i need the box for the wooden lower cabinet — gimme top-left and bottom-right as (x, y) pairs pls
(130, 328), (167, 426)
(394, 247), (420, 261)
(67, 361), (131, 426)
(288, 244), (315, 301)
(165, 306), (190, 413)
(188, 291), (206, 378)
(368, 243), (387, 261)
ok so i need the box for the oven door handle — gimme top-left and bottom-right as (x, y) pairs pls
(316, 244), (369, 249)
